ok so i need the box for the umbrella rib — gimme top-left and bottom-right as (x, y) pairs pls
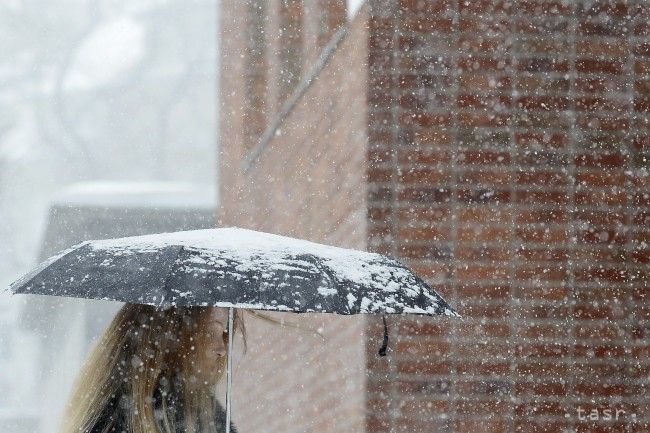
(8, 242), (88, 295)
(308, 255), (339, 289)
(158, 245), (185, 308)
(307, 255), (358, 314)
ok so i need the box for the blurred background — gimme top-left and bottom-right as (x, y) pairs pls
(0, 0), (218, 430)
(1, 0), (648, 432)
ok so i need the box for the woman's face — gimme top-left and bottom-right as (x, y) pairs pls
(206, 307), (229, 356)
(196, 308), (230, 380)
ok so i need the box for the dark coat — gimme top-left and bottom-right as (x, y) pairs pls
(89, 384), (237, 433)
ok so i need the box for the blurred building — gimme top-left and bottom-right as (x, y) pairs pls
(219, 1), (648, 432)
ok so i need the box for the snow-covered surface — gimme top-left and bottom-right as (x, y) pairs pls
(89, 227), (392, 280)
(89, 227), (408, 291)
(52, 181), (217, 209)
(10, 227), (459, 317)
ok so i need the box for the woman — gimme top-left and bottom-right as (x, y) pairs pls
(59, 303), (247, 433)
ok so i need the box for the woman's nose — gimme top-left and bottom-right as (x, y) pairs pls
(214, 334), (227, 356)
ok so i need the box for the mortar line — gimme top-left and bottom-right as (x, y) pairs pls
(623, 5), (636, 432)
(566, 1), (578, 430)
(389, 2), (400, 432)
(507, 3), (518, 430)
(448, 1), (460, 431)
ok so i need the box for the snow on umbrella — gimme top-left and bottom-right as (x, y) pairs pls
(6, 226), (459, 433)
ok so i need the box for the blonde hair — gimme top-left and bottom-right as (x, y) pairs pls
(59, 304), (246, 433)
(59, 304), (324, 433)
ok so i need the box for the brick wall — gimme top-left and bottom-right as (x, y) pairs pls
(365, 1), (648, 432)
(218, 3), (369, 433)
(219, 0), (649, 432)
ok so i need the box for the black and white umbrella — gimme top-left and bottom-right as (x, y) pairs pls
(7, 227), (459, 433)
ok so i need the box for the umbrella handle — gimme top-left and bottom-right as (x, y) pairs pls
(225, 307), (234, 433)
(378, 315), (389, 356)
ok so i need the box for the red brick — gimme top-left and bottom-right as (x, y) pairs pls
(516, 96), (570, 111)
(518, 0), (571, 16)
(576, 59), (625, 74)
(456, 150), (510, 165)
(516, 17), (569, 35)
(460, 17), (511, 34)
(400, 16), (454, 33)
(459, 0), (512, 15)
(579, 20), (628, 37)
(516, 209), (567, 224)
(398, 0), (452, 14)
(575, 210), (625, 226)
(456, 284), (511, 300)
(397, 148), (451, 164)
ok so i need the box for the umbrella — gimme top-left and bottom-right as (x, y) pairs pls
(6, 226), (459, 432)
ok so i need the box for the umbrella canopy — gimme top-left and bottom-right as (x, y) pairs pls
(8, 227), (459, 318)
